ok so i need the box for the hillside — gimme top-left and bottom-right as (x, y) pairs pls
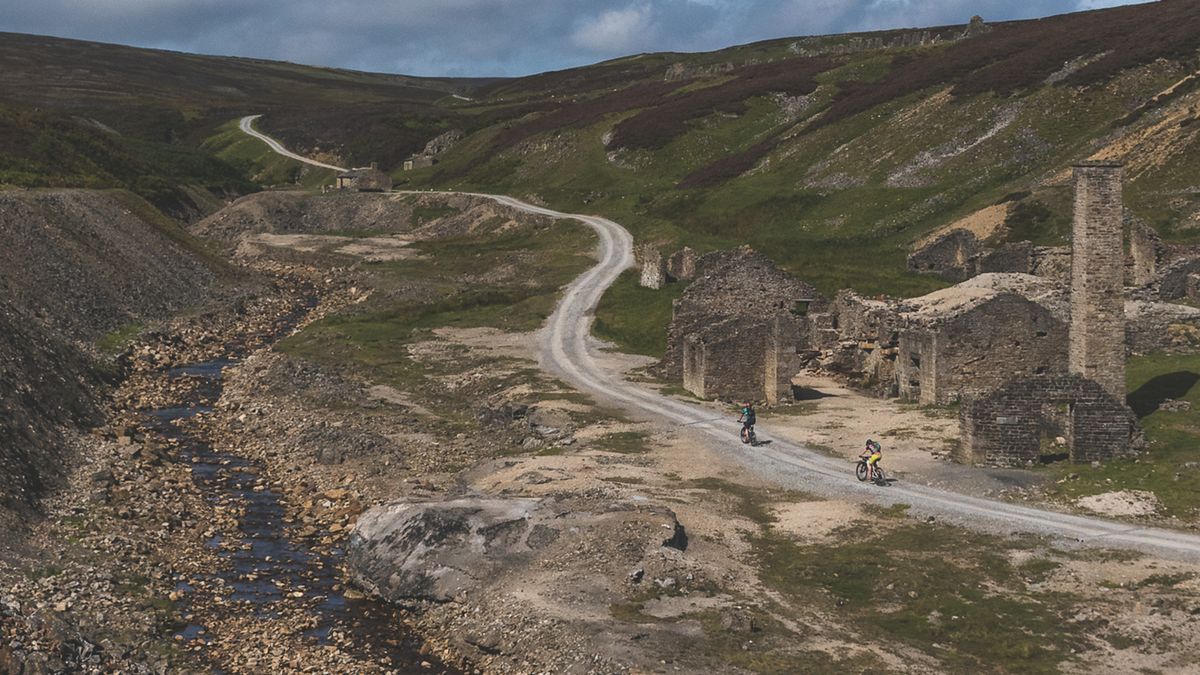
(379, 0), (1200, 295)
(0, 32), (486, 216)
(3, 2), (1200, 292)
(0, 188), (234, 520)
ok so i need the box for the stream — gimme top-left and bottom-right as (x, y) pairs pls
(141, 333), (459, 672)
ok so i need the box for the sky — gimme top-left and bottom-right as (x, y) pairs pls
(0, 0), (1156, 77)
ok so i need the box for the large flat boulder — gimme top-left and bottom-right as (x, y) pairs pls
(347, 497), (686, 603)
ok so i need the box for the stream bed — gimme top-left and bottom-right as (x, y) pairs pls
(143, 356), (458, 673)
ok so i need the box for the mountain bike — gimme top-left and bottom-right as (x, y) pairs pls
(855, 456), (885, 484)
(740, 424), (757, 447)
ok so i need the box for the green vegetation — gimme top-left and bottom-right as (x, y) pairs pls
(96, 322), (144, 355)
(202, 119), (334, 189)
(276, 221), (594, 404)
(593, 270), (685, 357)
(753, 524), (1078, 674)
(591, 430), (651, 454)
(1043, 352), (1200, 519)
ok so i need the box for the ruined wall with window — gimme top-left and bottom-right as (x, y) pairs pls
(895, 293), (1068, 405)
(663, 246), (823, 403)
(958, 374), (1142, 466)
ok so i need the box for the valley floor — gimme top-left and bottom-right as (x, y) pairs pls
(4, 189), (1200, 674)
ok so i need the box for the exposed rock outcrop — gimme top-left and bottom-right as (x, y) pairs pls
(348, 497), (686, 603)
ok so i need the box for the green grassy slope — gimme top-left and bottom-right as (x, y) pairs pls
(4, 2), (1200, 292)
(400, 0), (1200, 296)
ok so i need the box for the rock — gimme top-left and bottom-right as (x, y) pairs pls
(719, 610), (757, 633)
(1158, 398), (1192, 412)
(348, 497), (686, 603)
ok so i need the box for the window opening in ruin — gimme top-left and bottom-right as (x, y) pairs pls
(831, 316), (840, 330)
(792, 300), (810, 316)
(1034, 366), (1047, 375)
(1036, 330), (1048, 337)
(910, 355), (921, 368)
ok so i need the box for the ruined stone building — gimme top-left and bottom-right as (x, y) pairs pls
(336, 164), (392, 192)
(957, 163), (1142, 466)
(816, 274), (1069, 404)
(660, 247), (824, 404)
(1130, 220), (1200, 301)
(907, 229), (1070, 283)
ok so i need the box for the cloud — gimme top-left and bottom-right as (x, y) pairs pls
(0, 0), (1156, 77)
(571, 5), (657, 54)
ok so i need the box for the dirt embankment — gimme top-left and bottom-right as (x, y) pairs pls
(192, 190), (550, 249)
(0, 188), (227, 516)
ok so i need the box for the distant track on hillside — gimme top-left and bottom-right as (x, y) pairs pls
(237, 118), (1200, 561)
(238, 115), (347, 173)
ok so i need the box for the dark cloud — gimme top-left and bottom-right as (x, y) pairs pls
(0, 0), (1155, 77)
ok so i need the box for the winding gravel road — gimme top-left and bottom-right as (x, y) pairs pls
(239, 115), (347, 172)
(240, 118), (1200, 560)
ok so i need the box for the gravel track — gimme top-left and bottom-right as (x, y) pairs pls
(240, 119), (1200, 561)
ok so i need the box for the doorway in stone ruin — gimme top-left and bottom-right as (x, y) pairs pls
(1038, 401), (1071, 464)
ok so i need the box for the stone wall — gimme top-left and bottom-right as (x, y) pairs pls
(1158, 257), (1200, 301)
(1069, 163), (1126, 400)
(908, 230), (1070, 283)
(958, 374), (1142, 466)
(662, 247), (823, 380)
(907, 230), (980, 280)
(639, 245), (666, 289)
(1030, 246), (1071, 282)
(897, 293), (1067, 405)
(1126, 300), (1200, 354)
(1130, 221), (1166, 286)
(667, 247), (698, 281)
(682, 317), (772, 402)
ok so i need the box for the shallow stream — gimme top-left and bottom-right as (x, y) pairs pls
(142, 350), (456, 671)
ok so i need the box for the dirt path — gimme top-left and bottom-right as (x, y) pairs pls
(239, 118), (1200, 561)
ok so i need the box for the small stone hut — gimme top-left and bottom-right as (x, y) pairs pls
(337, 164), (393, 192)
(894, 286), (1068, 405)
(958, 374), (1142, 466)
(662, 247), (824, 403)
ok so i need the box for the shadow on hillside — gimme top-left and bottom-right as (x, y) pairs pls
(1127, 371), (1200, 418)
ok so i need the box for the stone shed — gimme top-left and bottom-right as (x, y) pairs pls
(817, 273), (1070, 404)
(662, 247), (824, 403)
(895, 283), (1068, 405)
(337, 164), (393, 192)
(958, 374), (1142, 466)
(908, 229), (1070, 283)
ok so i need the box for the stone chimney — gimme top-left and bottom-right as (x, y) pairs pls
(1069, 162), (1126, 399)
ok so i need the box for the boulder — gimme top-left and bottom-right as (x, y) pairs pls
(347, 497), (687, 602)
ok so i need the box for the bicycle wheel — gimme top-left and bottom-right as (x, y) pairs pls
(855, 462), (868, 482)
(873, 467), (886, 484)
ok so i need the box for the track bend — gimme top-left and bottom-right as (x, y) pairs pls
(239, 115), (347, 172)
(239, 119), (1200, 561)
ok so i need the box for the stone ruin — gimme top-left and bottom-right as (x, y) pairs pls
(655, 164), (1193, 465)
(660, 247), (825, 404)
(816, 274), (1070, 404)
(1129, 219), (1200, 301)
(639, 244), (698, 289)
(958, 374), (1142, 466)
(667, 246), (697, 281)
(813, 163), (1194, 465)
(958, 163), (1141, 466)
(907, 229), (1070, 283)
(638, 245), (667, 290)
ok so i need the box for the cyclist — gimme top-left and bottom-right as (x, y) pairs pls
(737, 402), (756, 445)
(860, 439), (883, 482)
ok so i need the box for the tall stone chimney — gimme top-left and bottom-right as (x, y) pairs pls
(1069, 162), (1126, 399)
